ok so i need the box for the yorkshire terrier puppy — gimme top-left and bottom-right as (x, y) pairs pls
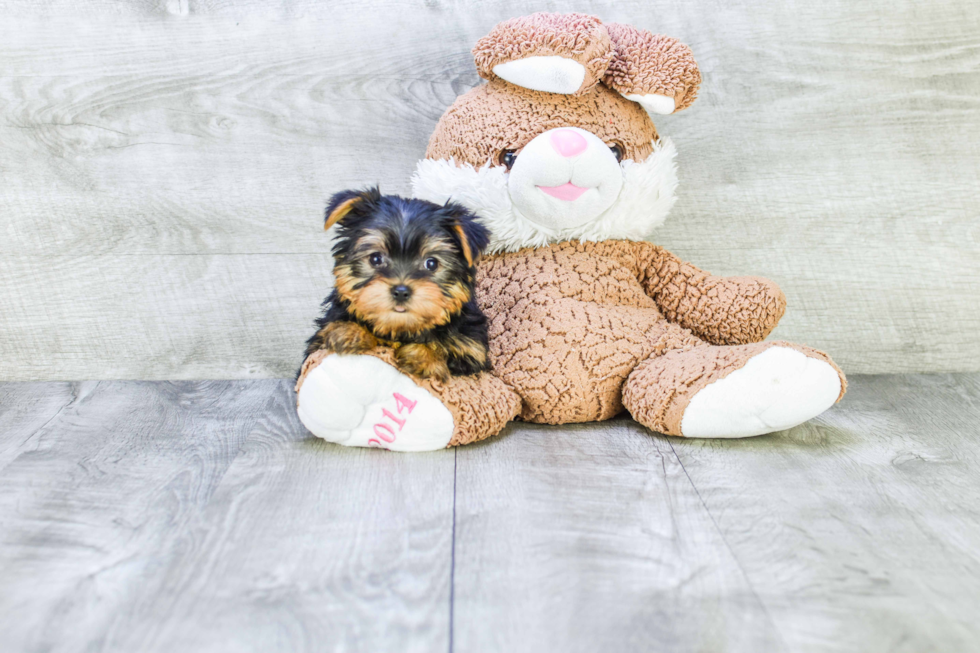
(304, 187), (492, 381)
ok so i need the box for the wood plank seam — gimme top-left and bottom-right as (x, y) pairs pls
(2, 382), (83, 473)
(665, 437), (791, 651)
(17, 384), (79, 445)
(450, 447), (458, 653)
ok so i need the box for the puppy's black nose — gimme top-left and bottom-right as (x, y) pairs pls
(390, 284), (412, 303)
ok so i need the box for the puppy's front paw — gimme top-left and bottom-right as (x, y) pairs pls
(314, 321), (378, 355)
(395, 343), (451, 382)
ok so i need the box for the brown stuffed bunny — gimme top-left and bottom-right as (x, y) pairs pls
(296, 12), (846, 451)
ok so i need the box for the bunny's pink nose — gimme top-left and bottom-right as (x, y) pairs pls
(550, 129), (588, 158)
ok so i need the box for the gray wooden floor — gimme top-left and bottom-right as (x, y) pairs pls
(1, 375), (979, 652)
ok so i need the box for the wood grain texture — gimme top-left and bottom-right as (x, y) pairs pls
(0, 254), (335, 380)
(0, 382), (76, 472)
(451, 419), (783, 653)
(0, 379), (278, 652)
(101, 381), (455, 653)
(0, 379), (456, 652)
(450, 374), (980, 652)
(1, 375), (980, 650)
(0, 0), (978, 380)
(669, 374), (980, 651)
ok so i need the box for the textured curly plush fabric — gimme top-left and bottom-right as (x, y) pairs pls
(603, 23), (702, 111)
(475, 240), (799, 425)
(426, 80), (656, 168)
(622, 341), (845, 435)
(473, 12), (614, 94)
(636, 246), (787, 345)
(297, 12), (846, 448)
(297, 236), (846, 442)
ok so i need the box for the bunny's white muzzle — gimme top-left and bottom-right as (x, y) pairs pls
(412, 137), (679, 254)
(507, 127), (625, 231)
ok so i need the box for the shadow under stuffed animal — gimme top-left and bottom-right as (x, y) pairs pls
(296, 12), (846, 451)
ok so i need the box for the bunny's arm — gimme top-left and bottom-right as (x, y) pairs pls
(631, 241), (786, 345)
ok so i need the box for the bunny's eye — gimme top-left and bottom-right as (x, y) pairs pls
(499, 150), (518, 170)
(609, 144), (624, 162)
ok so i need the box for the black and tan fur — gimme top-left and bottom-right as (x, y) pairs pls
(304, 188), (492, 381)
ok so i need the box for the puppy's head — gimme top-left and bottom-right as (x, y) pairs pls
(325, 188), (490, 338)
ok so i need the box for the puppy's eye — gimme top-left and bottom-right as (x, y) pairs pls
(609, 144), (624, 162)
(369, 253), (384, 268)
(424, 257), (439, 272)
(498, 149), (518, 170)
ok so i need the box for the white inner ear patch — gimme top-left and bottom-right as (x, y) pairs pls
(493, 56), (587, 95)
(625, 93), (676, 115)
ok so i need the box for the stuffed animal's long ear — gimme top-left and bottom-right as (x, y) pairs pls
(602, 24), (701, 115)
(324, 187), (380, 231)
(472, 12), (614, 96)
(445, 203), (490, 268)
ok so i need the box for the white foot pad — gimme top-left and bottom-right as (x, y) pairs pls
(680, 347), (842, 438)
(296, 354), (454, 451)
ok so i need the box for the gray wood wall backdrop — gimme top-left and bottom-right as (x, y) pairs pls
(1, 0), (978, 381)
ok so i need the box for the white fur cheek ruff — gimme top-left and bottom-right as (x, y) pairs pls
(411, 139), (678, 254)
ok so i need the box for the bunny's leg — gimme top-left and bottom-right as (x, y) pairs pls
(296, 348), (521, 451)
(622, 341), (845, 438)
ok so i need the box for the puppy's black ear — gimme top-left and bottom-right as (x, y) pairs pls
(445, 202), (491, 267)
(324, 187), (381, 231)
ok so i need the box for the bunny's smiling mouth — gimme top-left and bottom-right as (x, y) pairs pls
(537, 182), (590, 201)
